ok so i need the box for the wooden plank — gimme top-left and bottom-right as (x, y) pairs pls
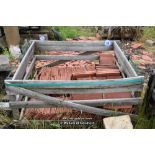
(19, 58), (36, 119)
(114, 41), (137, 77)
(5, 76), (144, 88)
(14, 54), (36, 117)
(7, 86), (133, 117)
(27, 85), (142, 94)
(19, 96), (28, 120)
(12, 41), (35, 80)
(16, 56), (36, 103)
(114, 41), (132, 77)
(115, 60), (126, 78)
(24, 56), (36, 80)
(9, 41), (34, 119)
(5, 83), (142, 90)
(36, 55), (99, 61)
(35, 40), (113, 46)
(37, 51), (100, 69)
(116, 57), (131, 77)
(37, 46), (112, 52)
(73, 98), (142, 105)
(9, 95), (19, 120)
(9, 98), (142, 108)
(115, 50), (131, 77)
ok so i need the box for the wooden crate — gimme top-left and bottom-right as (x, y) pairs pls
(3, 40), (144, 119)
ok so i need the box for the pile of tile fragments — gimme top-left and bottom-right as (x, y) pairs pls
(24, 38), (133, 120)
(122, 42), (155, 71)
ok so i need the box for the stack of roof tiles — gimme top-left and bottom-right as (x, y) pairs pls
(36, 60), (95, 80)
(24, 39), (133, 120)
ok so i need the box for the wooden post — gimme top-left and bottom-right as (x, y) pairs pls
(9, 98), (142, 109)
(3, 26), (20, 46)
(9, 95), (20, 120)
(148, 70), (155, 107)
(3, 26), (21, 58)
(142, 70), (155, 117)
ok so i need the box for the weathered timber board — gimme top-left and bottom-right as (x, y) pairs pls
(6, 86), (134, 117)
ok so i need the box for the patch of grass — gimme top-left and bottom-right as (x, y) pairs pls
(54, 26), (96, 39)
(134, 82), (155, 129)
(23, 120), (62, 129)
(138, 27), (155, 54)
(135, 115), (155, 129)
(135, 117), (151, 129)
(2, 48), (15, 61)
(0, 91), (5, 98)
(0, 110), (12, 128)
(143, 44), (155, 54)
(141, 27), (155, 41)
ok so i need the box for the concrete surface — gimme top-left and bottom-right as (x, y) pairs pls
(0, 55), (9, 65)
(103, 115), (133, 129)
(9, 45), (21, 58)
(145, 40), (155, 46)
(0, 55), (10, 71)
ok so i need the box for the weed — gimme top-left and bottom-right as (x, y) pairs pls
(141, 27), (155, 41)
(50, 122), (61, 129)
(2, 48), (15, 61)
(54, 26), (96, 39)
(0, 110), (12, 128)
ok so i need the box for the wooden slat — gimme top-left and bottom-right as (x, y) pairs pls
(19, 96), (28, 120)
(9, 98), (142, 108)
(114, 41), (131, 77)
(13, 50), (35, 119)
(37, 51), (100, 69)
(27, 85), (142, 94)
(114, 41), (137, 77)
(5, 76), (144, 89)
(115, 60), (126, 78)
(35, 40), (113, 51)
(9, 95), (19, 119)
(16, 56), (36, 104)
(24, 56), (36, 80)
(35, 40), (112, 46)
(12, 41), (35, 80)
(38, 46), (112, 52)
(36, 55), (99, 61)
(7, 86), (133, 117)
(19, 56), (36, 119)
